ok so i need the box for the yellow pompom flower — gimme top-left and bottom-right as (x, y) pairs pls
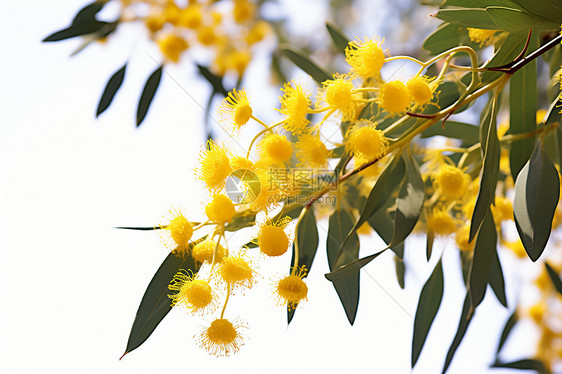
(162, 211), (193, 253)
(378, 80), (411, 114)
(455, 225), (474, 252)
(346, 122), (388, 160)
(248, 168), (283, 212)
(276, 266), (308, 310)
(220, 89), (253, 131)
(278, 81), (311, 134)
(232, 0), (255, 23)
(528, 301), (547, 324)
(245, 20), (270, 44)
(258, 133), (293, 166)
(144, 13), (166, 33)
(197, 25), (219, 46)
(257, 218), (291, 257)
(230, 155), (254, 170)
(345, 37), (386, 79)
(296, 134), (330, 169)
(218, 254), (255, 289)
(407, 75), (438, 109)
(168, 270), (216, 314)
(157, 33), (188, 63)
(467, 28), (499, 47)
(433, 164), (470, 201)
(426, 209), (457, 236)
(205, 194), (236, 224)
(492, 196), (513, 223)
(192, 238), (226, 264)
(320, 74), (358, 120)
(225, 49), (251, 75)
(163, 2), (180, 25)
(198, 318), (244, 356)
(178, 4), (203, 29)
(197, 141), (232, 191)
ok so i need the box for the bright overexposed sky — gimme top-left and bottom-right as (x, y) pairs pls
(0, 1), (539, 373)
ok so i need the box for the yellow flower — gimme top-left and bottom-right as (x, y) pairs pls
(248, 168), (283, 212)
(504, 239), (527, 259)
(232, 0), (255, 23)
(220, 89), (253, 131)
(378, 80), (411, 114)
(178, 4), (203, 29)
(296, 134), (330, 169)
(205, 194), (236, 224)
(346, 122), (388, 160)
(258, 133), (293, 166)
(245, 21), (270, 44)
(197, 141), (232, 191)
(192, 238), (226, 264)
(491, 195), (513, 223)
(197, 25), (219, 46)
(345, 37), (386, 79)
(198, 318), (244, 356)
(467, 28), (499, 47)
(356, 222), (372, 235)
(433, 164), (470, 201)
(278, 81), (311, 134)
(276, 266), (308, 310)
(218, 254), (255, 289)
(144, 13), (166, 33)
(163, 2), (180, 25)
(427, 209), (457, 236)
(168, 270), (216, 314)
(157, 33), (188, 63)
(257, 218), (291, 257)
(320, 74), (358, 120)
(230, 156), (254, 170)
(225, 49), (251, 75)
(407, 75), (438, 109)
(528, 301), (547, 324)
(455, 225), (474, 252)
(161, 210), (193, 254)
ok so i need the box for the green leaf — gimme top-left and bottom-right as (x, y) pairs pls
(395, 256), (406, 289)
(468, 210), (497, 311)
(545, 262), (562, 295)
(412, 259), (444, 368)
(442, 293), (474, 373)
(443, 0), (525, 8)
(196, 64), (227, 97)
(390, 151), (424, 247)
(224, 210), (257, 232)
(288, 208), (319, 323)
(97, 63), (127, 117)
(421, 121), (479, 144)
(280, 47), (331, 85)
(492, 359), (549, 374)
(115, 226), (162, 230)
(514, 141), (560, 261)
(496, 311), (518, 355)
(470, 96), (500, 242)
(326, 209), (360, 325)
(481, 32), (527, 83)
(434, 8), (499, 29)
(510, 0), (562, 23)
(43, 2), (109, 42)
(423, 23), (465, 56)
(426, 231), (435, 261)
(486, 6), (559, 32)
(368, 202), (405, 259)
(326, 23), (350, 55)
(509, 32), (538, 180)
(423, 81), (460, 116)
(121, 249), (198, 358)
(325, 249), (387, 281)
(137, 66), (163, 127)
(487, 246), (507, 307)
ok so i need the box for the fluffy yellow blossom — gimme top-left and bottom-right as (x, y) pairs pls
(178, 4), (203, 29)
(258, 133), (293, 166)
(162, 211), (193, 254)
(455, 225), (474, 252)
(144, 13), (165, 33)
(248, 168), (284, 212)
(528, 301), (547, 324)
(492, 196), (513, 223)
(198, 318), (244, 356)
(427, 209), (457, 236)
(407, 75), (438, 109)
(205, 194), (236, 224)
(346, 122), (388, 160)
(345, 37), (386, 79)
(168, 270), (216, 314)
(257, 218), (291, 257)
(157, 33), (188, 63)
(218, 254), (255, 289)
(278, 81), (311, 134)
(378, 80), (411, 114)
(276, 266), (308, 310)
(233, 0), (255, 23)
(192, 238), (226, 264)
(296, 134), (330, 169)
(468, 28), (499, 47)
(197, 141), (232, 191)
(320, 74), (358, 120)
(220, 89), (253, 131)
(433, 164), (470, 201)
(197, 25), (219, 46)
(230, 156), (255, 170)
(246, 21), (270, 44)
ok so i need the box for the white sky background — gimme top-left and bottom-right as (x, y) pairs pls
(0, 1), (539, 373)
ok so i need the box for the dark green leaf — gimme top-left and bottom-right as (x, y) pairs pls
(115, 226), (162, 230)
(488, 246), (507, 307)
(224, 210), (257, 232)
(510, 0), (562, 23)
(326, 209), (360, 324)
(368, 203), (405, 259)
(486, 6), (559, 32)
(545, 262), (562, 295)
(514, 141), (560, 261)
(137, 66), (163, 127)
(288, 208), (319, 323)
(481, 32), (527, 83)
(442, 293), (474, 373)
(509, 32), (538, 180)
(326, 23), (350, 55)
(423, 81), (460, 116)
(470, 96), (500, 242)
(426, 231), (435, 261)
(434, 8), (498, 29)
(196, 64), (228, 97)
(121, 249), (198, 358)
(280, 47), (331, 85)
(325, 249), (387, 281)
(468, 210), (497, 311)
(395, 256), (405, 289)
(492, 359), (549, 374)
(421, 121), (479, 144)
(97, 63), (127, 117)
(496, 311), (518, 355)
(412, 260), (444, 368)
(43, 2), (108, 42)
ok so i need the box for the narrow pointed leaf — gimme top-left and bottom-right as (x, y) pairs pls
(137, 66), (163, 127)
(481, 32), (528, 83)
(325, 249), (387, 281)
(486, 7), (558, 33)
(488, 247), (507, 307)
(196, 64), (227, 97)
(97, 63), (127, 117)
(492, 359), (548, 373)
(545, 262), (562, 295)
(395, 256), (406, 289)
(496, 311), (518, 355)
(43, 2), (108, 42)
(426, 231), (435, 261)
(115, 226), (163, 230)
(281, 47), (331, 84)
(442, 293), (474, 373)
(121, 249), (198, 358)
(326, 23), (350, 55)
(288, 208), (318, 323)
(368, 203), (405, 259)
(434, 8), (498, 29)
(326, 210), (360, 324)
(513, 141), (560, 261)
(421, 121), (479, 144)
(412, 259), (444, 368)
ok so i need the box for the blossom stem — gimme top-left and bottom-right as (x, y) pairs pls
(291, 207), (309, 274)
(250, 115), (269, 128)
(245, 121), (284, 158)
(220, 283), (231, 319)
(385, 56), (425, 66)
